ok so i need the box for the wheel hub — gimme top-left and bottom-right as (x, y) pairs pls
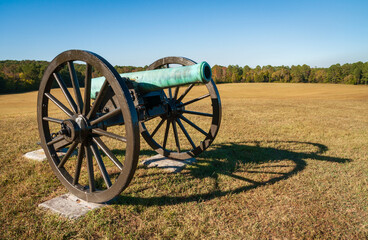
(167, 99), (185, 118)
(61, 115), (89, 143)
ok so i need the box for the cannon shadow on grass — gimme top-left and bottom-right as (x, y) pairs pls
(112, 141), (351, 206)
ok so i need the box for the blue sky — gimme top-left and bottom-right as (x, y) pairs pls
(0, 0), (367, 67)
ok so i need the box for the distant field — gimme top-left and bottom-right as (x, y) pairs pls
(1, 83), (367, 115)
(0, 83), (367, 239)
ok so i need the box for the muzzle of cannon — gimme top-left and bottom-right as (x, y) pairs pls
(37, 50), (222, 203)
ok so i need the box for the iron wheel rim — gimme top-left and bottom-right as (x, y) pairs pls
(37, 50), (140, 203)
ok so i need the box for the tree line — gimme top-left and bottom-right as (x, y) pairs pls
(0, 60), (147, 94)
(212, 62), (368, 84)
(1, 60), (367, 94)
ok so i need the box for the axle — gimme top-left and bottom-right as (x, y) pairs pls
(91, 61), (212, 99)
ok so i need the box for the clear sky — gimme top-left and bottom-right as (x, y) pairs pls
(0, 0), (367, 68)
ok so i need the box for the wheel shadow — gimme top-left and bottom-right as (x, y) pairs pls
(111, 140), (351, 206)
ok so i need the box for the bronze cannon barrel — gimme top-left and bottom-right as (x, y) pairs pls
(91, 61), (212, 98)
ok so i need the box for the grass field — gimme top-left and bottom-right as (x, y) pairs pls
(0, 83), (367, 239)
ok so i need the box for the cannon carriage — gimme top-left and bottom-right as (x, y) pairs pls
(37, 50), (221, 203)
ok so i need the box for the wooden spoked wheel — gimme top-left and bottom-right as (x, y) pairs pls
(140, 57), (222, 160)
(37, 50), (140, 203)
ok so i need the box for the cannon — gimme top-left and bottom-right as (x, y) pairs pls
(37, 50), (221, 203)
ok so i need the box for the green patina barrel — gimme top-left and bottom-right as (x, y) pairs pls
(91, 61), (211, 99)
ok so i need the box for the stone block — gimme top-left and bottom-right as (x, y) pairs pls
(24, 148), (75, 162)
(141, 154), (196, 173)
(38, 193), (105, 220)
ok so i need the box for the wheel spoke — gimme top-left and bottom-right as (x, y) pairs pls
(58, 141), (78, 168)
(85, 143), (96, 192)
(176, 118), (196, 149)
(47, 135), (65, 146)
(172, 120), (181, 152)
(91, 143), (112, 188)
(83, 63), (92, 115)
(177, 84), (194, 102)
(87, 80), (109, 119)
(89, 107), (121, 126)
(173, 86), (180, 100)
(182, 110), (213, 117)
(179, 115), (208, 136)
(45, 93), (74, 117)
(73, 143), (84, 185)
(181, 93), (210, 107)
(43, 116), (63, 124)
(53, 139), (72, 151)
(151, 118), (166, 137)
(92, 128), (127, 142)
(53, 73), (78, 113)
(168, 88), (172, 99)
(162, 119), (170, 149)
(68, 61), (83, 113)
(93, 137), (123, 171)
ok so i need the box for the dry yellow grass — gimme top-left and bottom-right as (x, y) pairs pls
(0, 83), (367, 239)
(1, 83), (366, 116)
(220, 82), (368, 100)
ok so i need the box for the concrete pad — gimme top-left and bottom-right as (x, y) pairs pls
(141, 154), (196, 173)
(24, 148), (75, 162)
(39, 193), (105, 220)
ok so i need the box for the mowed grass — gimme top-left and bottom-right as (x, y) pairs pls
(0, 83), (367, 239)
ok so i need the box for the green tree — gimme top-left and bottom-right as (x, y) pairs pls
(328, 64), (342, 83)
(290, 65), (303, 83)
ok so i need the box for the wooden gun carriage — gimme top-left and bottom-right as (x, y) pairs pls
(37, 50), (221, 203)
